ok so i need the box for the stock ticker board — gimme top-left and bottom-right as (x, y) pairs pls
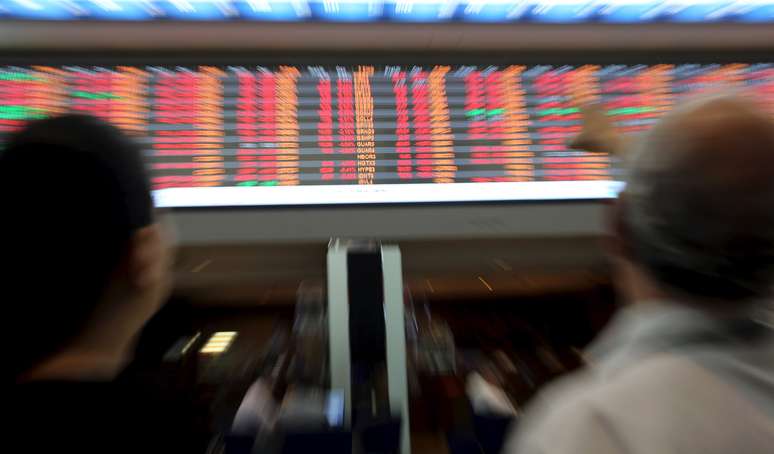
(1, 63), (772, 206)
(0, 1), (773, 23)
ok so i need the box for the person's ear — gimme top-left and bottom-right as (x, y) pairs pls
(126, 223), (168, 290)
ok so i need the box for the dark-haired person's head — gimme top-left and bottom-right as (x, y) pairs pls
(2, 115), (172, 381)
(611, 94), (774, 308)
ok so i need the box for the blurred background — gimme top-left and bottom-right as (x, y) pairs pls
(147, 237), (615, 452)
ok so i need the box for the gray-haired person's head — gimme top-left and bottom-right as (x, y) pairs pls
(620, 94), (774, 304)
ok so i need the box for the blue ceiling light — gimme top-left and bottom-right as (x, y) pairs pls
(0, 0), (772, 22)
(2, 0), (81, 19)
(232, 1), (308, 20)
(732, 1), (774, 22)
(383, 1), (457, 22)
(460, 1), (528, 23)
(597, 1), (665, 23)
(666, 1), (733, 22)
(82, 1), (161, 19)
(155, 0), (237, 20)
(525, 1), (598, 23)
(310, 0), (383, 21)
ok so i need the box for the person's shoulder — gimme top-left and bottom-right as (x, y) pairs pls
(504, 355), (741, 454)
(546, 355), (723, 418)
(503, 368), (613, 454)
(595, 354), (729, 405)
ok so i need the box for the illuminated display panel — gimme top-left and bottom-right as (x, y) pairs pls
(1, 62), (772, 207)
(0, 1), (772, 23)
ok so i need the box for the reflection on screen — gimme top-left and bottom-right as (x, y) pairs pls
(1, 63), (772, 206)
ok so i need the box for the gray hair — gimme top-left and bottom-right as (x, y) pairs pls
(623, 94), (774, 302)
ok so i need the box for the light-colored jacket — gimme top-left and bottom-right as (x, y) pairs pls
(504, 302), (774, 454)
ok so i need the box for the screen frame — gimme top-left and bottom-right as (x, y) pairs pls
(2, 21), (773, 53)
(1, 1), (773, 24)
(2, 49), (773, 66)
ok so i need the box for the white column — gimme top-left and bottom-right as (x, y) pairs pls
(382, 245), (411, 454)
(327, 239), (352, 426)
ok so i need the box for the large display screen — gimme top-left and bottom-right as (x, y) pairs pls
(1, 62), (772, 207)
(1, 1), (773, 23)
